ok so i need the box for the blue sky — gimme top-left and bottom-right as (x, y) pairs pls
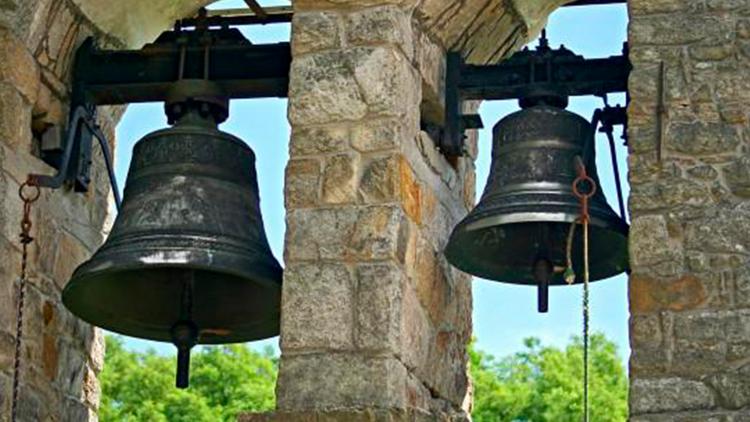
(114, 0), (630, 363)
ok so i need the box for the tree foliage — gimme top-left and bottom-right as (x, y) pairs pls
(470, 333), (628, 422)
(99, 336), (277, 422)
(100, 333), (626, 421)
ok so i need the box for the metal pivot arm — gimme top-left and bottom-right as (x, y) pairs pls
(32, 106), (122, 210)
(441, 39), (630, 156)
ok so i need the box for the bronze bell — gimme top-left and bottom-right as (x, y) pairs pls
(445, 92), (628, 312)
(62, 80), (283, 387)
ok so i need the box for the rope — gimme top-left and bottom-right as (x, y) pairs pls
(570, 157), (595, 422)
(11, 178), (39, 422)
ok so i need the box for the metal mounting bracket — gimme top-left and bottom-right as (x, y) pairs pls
(440, 36), (631, 157)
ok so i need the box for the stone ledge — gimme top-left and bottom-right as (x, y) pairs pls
(238, 408), (470, 422)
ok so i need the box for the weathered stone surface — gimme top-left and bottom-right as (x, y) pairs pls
(344, 6), (414, 60)
(0, 28), (39, 103)
(0, 83), (33, 150)
(630, 378), (716, 414)
(723, 155), (750, 198)
(292, 12), (341, 55)
(291, 125), (350, 157)
(684, 203), (750, 255)
(359, 154), (400, 203)
(288, 47), (418, 126)
(240, 408), (469, 422)
(629, 215), (684, 274)
(285, 158), (321, 209)
(630, 274), (707, 313)
(276, 354), (407, 411)
(351, 119), (401, 153)
(282, 263), (354, 351)
(706, 369), (750, 410)
(286, 206), (407, 262)
(323, 154), (357, 204)
(355, 263), (403, 352)
(667, 122), (740, 155)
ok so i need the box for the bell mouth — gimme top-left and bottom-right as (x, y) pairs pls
(445, 219), (629, 285)
(63, 262), (282, 344)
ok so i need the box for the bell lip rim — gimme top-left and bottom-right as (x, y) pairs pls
(66, 257), (284, 293)
(460, 211), (629, 233)
(63, 289), (281, 345)
(444, 218), (630, 284)
(62, 264), (282, 345)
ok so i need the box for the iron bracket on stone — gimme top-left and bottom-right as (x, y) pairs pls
(439, 36), (631, 157)
(39, 22), (292, 194)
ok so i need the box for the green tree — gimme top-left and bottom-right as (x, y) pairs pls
(470, 334), (628, 422)
(99, 336), (277, 421)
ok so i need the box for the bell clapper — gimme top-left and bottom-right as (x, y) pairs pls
(532, 258), (553, 313)
(172, 272), (198, 389)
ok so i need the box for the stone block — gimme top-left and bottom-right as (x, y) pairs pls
(288, 51), (369, 126)
(285, 208), (357, 261)
(288, 47), (418, 126)
(281, 263), (354, 351)
(630, 378), (715, 415)
(322, 154), (357, 204)
(630, 15), (733, 46)
(673, 310), (727, 342)
(667, 122), (740, 155)
(630, 313), (662, 347)
(344, 6), (414, 60)
(400, 281), (431, 374)
(286, 206), (408, 262)
(52, 230), (89, 284)
(399, 158), (421, 225)
(285, 158), (321, 209)
(671, 339), (726, 375)
(706, 370), (750, 410)
(349, 206), (409, 262)
(88, 328), (105, 373)
(292, 12), (341, 55)
(276, 354), (407, 411)
(355, 263), (403, 352)
(413, 236), (448, 324)
(723, 155), (750, 199)
(415, 30), (445, 121)
(0, 27), (39, 104)
(629, 214), (684, 273)
(629, 274), (707, 313)
(351, 119), (402, 153)
(0, 83), (33, 150)
(290, 125), (349, 157)
(685, 203), (750, 255)
(359, 154), (400, 203)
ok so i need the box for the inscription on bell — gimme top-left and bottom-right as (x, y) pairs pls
(474, 227), (506, 246)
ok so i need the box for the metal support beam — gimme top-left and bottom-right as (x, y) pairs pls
(73, 29), (291, 106)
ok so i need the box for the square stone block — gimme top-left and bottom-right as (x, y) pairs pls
(276, 354), (407, 411)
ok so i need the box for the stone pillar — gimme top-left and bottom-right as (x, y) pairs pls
(243, 2), (476, 421)
(0, 1), (120, 420)
(628, 1), (750, 419)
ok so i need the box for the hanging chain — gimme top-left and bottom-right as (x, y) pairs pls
(569, 157), (595, 422)
(11, 178), (40, 422)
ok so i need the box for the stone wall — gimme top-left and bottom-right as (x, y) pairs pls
(627, 0), (750, 420)
(0, 1), (118, 420)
